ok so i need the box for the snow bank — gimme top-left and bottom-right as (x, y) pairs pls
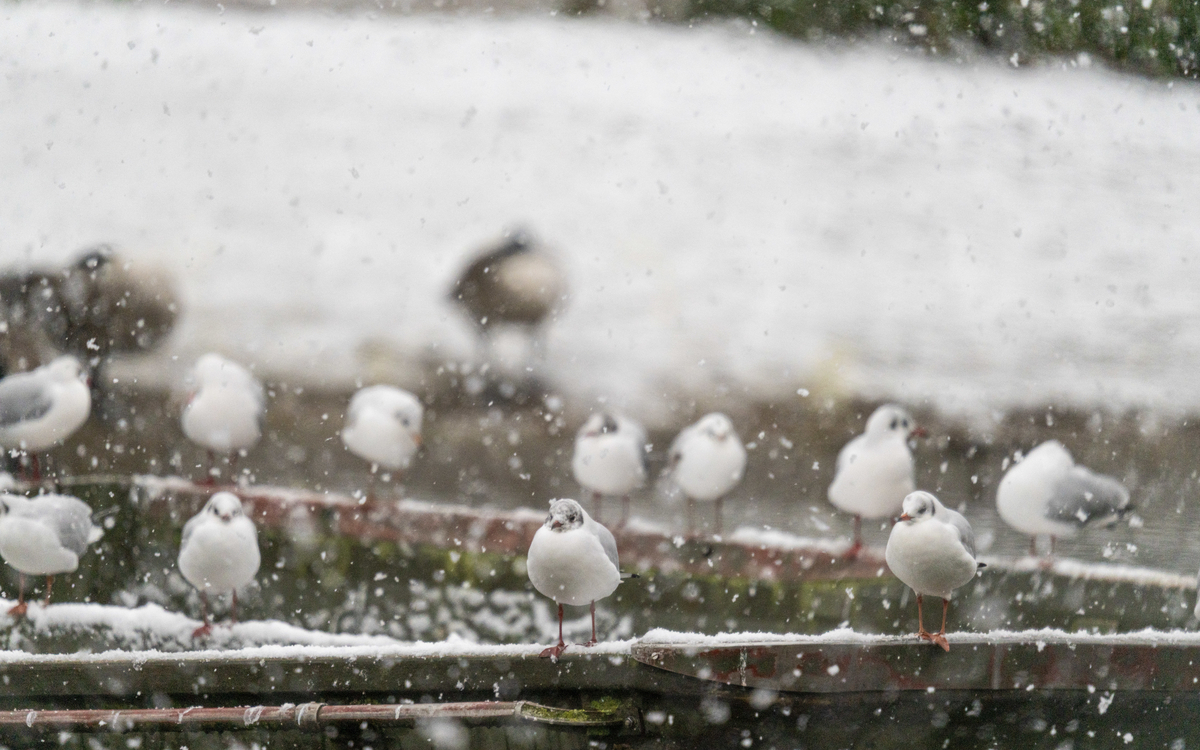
(727, 526), (854, 556)
(1, 3), (1198, 421)
(982, 556), (1198, 590)
(640, 626), (1200, 648)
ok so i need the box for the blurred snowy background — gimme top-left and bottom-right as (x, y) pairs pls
(1, 1), (1198, 424)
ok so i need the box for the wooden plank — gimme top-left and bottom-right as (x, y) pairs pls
(632, 632), (1200, 693)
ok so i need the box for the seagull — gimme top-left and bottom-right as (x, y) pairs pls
(0, 492), (104, 617)
(996, 440), (1132, 556)
(885, 491), (984, 652)
(664, 413), (746, 535)
(341, 385), (423, 497)
(181, 354), (265, 483)
(449, 229), (566, 347)
(827, 404), (925, 556)
(178, 492), (261, 638)
(0, 356), (91, 481)
(527, 498), (626, 658)
(571, 412), (647, 525)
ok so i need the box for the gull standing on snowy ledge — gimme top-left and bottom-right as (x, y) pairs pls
(885, 491), (984, 652)
(181, 354), (265, 483)
(0, 356), (90, 481)
(827, 404), (925, 556)
(572, 413), (646, 526)
(178, 492), (261, 639)
(664, 413), (746, 535)
(527, 498), (628, 658)
(0, 492), (103, 617)
(996, 440), (1132, 557)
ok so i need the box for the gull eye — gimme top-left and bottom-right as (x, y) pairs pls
(890, 419), (898, 430)
(902, 419), (909, 429)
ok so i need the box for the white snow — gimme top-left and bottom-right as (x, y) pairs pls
(727, 526), (854, 556)
(639, 626), (1200, 648)
(980, 555), (1198, 590)
(1, 3), (1198, 421)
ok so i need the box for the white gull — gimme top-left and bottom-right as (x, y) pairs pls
(664, 412), (746, 535)
(828, 404), (924, 555)
(178, 491), (261, 639)
(526, 498), (625, 658)
(571, 413), (646, 526)
(0, 492), (103, 616)
(885, 491), (984, 652)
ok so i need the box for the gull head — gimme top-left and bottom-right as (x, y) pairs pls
(580, 413), (621, 439)
(545, 498), (586, 532)
(697, 412), (736, 441)
(47, 356), (86, 384)
(204, 492), (247, 523)
(865, 404), (924, 440)
(393, 397), (425, 446)
(898, 491), (938, 523)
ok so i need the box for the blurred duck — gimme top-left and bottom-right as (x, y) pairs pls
(886, 491), (984, 652)
(449, 229), (566, 359)
(0, 246), (177, 379)
(827, 404), (924, 557)
(996, 440), (1132, 557)
(341, 385), (424, 498)
(571, 412), (646, 526)
(178, 492), (260, 638)
(0, 356), (90, 481)
(0, 492), (103, 617)
(664, 413), (746, 535)
(181, 354), (264, 484)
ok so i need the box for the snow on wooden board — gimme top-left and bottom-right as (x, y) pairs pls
(7, 611), (1200, 698)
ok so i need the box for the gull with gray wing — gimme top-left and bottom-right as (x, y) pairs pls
(0, 492), (103, 616)
(885, 491), (984, 652)
(996, 440), (1132, 556)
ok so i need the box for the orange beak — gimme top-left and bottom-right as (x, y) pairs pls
(413, 433), (423, 448)
(898, 513), (913, 522)
(909, 426), (928, 439)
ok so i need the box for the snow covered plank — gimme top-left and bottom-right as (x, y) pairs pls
(633, 629), (1200, 693)
(0, 645), (659, 699)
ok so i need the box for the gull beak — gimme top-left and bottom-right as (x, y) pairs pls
(550, 520), (563, 530)
(412, 433), (423, 448)
(909, 426), (928, 439)
(220, 513), (233, 522)
(898, 513), (913, 522)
